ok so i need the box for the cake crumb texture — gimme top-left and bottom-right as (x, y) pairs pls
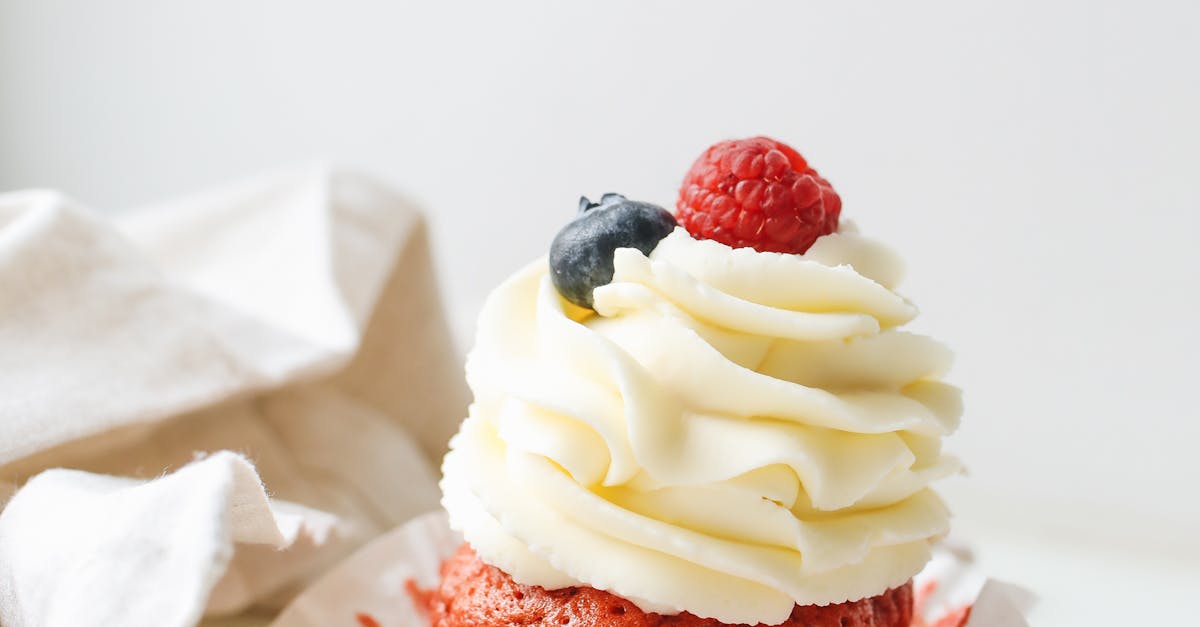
(418, 544), (913, 627)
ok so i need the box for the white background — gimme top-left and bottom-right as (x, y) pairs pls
(2, 1), (1198, 624)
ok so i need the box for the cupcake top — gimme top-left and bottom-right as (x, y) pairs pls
(440, 137), (962, 625)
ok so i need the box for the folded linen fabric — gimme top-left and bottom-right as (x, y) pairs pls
(0, 166), (467, 626)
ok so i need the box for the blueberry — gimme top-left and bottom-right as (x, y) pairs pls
(550, 193), (677, 309)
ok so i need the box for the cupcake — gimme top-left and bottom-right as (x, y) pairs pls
(435, 137), (962, 626)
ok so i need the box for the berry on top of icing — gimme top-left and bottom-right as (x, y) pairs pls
(549, 193), (676, 309)
(676, 136), (841, 254)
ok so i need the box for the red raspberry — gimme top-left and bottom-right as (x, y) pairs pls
(676, 137), (842, 254)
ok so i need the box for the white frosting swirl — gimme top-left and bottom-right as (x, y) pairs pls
(441, 226), (962, 625)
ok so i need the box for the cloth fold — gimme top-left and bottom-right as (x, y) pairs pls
(0, 452), (334, 627)
(0, 166), (468, 626)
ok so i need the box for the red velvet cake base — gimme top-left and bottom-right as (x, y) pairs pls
(417, 544), (913, 627)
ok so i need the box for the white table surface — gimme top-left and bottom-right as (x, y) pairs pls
(949, 486), (1199, 626)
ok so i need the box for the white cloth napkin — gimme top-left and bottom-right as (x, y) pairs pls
(0, 452), (336, 627)
(0, 166), (468, 626)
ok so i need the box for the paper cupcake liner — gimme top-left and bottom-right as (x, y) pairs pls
(270, 511), (1032, 627)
